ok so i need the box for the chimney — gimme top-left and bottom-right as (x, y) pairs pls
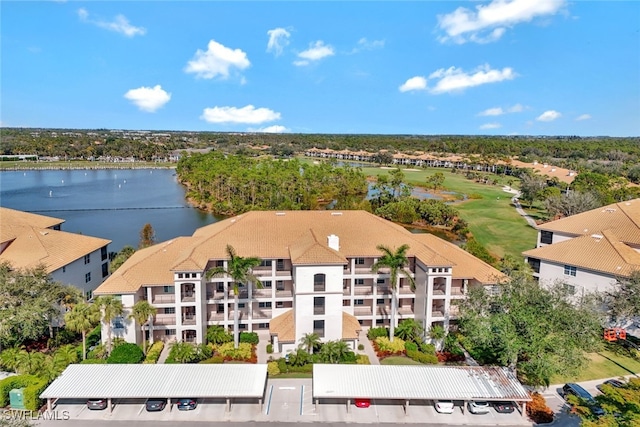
(327, 234), (340, 251)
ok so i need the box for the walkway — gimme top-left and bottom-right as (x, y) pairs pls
(358, 329), (380, 365)
(502, 186), (537, 228)
(156, 340), (173, 364)
(256, 330), (272, 364)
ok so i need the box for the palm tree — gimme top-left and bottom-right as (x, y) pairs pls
(371, 244), (415, 342)
(206, 245), (262, 348)
(129, 300), (157, 354)
(429, 325), (446, 352)
(395, 318), (424, 343)
(64, 302), (100, 360)
(300, 332), (321, 355)
(319, 340), (351, 364)
(95, 295), (124, 356)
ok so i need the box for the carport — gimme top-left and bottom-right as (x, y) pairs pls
(312, 364), (531, 417)
(40, 364), (267, 413)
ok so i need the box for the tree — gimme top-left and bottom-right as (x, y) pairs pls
(395, 319), (424, 343)
(371, 244), (415, 342)
(95, 295), (124, 356)
(64, 302), (100, 360)
(457, 274), (602, 387)
(206, 245), (262, 348)
(604, 270), (640, 323)
(519, 173), (546, 207)
(300, 332), (321, 355)
(319, 340), (351, 364)
(206, 325), (232, 345)
(428, 325), (446, 351)
(110, 246), (135, 273)
(574, 377), (640, 426)
(426, 172), (445, 190)
(139, 223), (156, 249)
(129, 300), (157, 354)
(544, 191), (600, 219)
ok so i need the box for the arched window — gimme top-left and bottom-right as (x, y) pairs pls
(314, 274), (326, 292)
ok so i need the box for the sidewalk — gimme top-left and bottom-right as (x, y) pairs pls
(156, 340), (173, 364)
(502, 186), (537, 228)
(358, 329), (380, 365)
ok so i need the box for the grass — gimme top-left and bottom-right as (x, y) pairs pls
(273, 372), (313, 378)
(551, 350), (640, 384)
(380, 356), (424, 365)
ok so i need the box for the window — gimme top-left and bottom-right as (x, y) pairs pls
(355, 299), (364, 305)
(164, 307), (175, 314)
(376, 319), (385, 325)
(563, 284), (576, 295)
(258, 302), (272, 308)
(276, 259), (285, 271)
(178, 273), (184, 279)
(313, 320), (325, 338)
(101, 246), (108, 261)
(216, 282), (224, 292)
(314, 297), (325, 315)
(85, 272), (91, 283)
(217, 304), (224, 312)
(564, 265), (577, 277)
(102, 263), (109, 278)
(376, 278), (386, 284)
(276, 281), (285, 291)
(276, 301), (284, 308)
(258, 323), (269, 329)
(238, 303), (246, 308)
(62, 266), (66, 273)
(260, 260), (272, 267)
(377, 298), (385, 305)
(113, 316), (124, 330)
(343, 300), (350, 306)
(239, 324), (247, 330)
(432, 268), (437, 273)
(84, 254), (90, 264)
(216, 260), (224, 267)
(314, 274), (326, 292)
(163, 286), (175, 293)
(355, 258), (365, 265)
(263, 281), (272, 288)
(540, 230), (553, 245)
(355, 279), (364, 285)
(85, 290), (93, 300)
(165, 329), (176, 336)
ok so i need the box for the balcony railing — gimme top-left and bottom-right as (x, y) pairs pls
(208, 312), (224, 321)
(154, 315), (176, 325)
(343, 288), (351, 296)
(398, 306), (414, 315)
(432, 286), (446, 295)
(253, 289), (272, 298)
(152, 294), (175, 304)
(398, 287), (414, 294)
(181, 295), (196, 303)
(354, 286), (372, 295)
(182, 315), (197, 325)
(354, 306), (372, 316)
(275, 289), (293, 298)
(377, 286), (392, 295)
(451, 286), (465, 296)
(253, 309), (272, 319)
(431, 309), (445, 318)
(228, 289), (249, 299)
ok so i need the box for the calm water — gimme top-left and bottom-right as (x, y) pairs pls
(0, 169), (219, 252)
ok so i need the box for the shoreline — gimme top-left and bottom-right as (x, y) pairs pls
(0, 163), (177, 171)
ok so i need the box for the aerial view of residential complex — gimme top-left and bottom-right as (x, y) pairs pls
(1, 1), (639, 426)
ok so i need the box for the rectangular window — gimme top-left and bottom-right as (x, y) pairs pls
(528, 258), (541, 274)
(239, 324), (247, 330)
(260, 260), (272, 267)
(165, 329), (176, 336)
(376, 278), (385, 284)
(258, 323), (269, 329)
(314, 297), (325, 315)
(165, 307), (175, 314)
(62, 266), (66, 273)
(276, 281), (285, 291)
(217, 304), (224, 312)
(355, 258), (365, 265)
(84, 254), (90, 264)
(355, 299), (364, 305)
(540, 230), (553, 245)
(313, 320), (325, 338)
(101, 247), (108, 261)
(276, 301), (284, 308)
(276, 259), (285, 270)
(113, 316), (124, 329)
(564, 265), (577, 277)
(563, 284), (576, 295)
(178, 273), (184, 279)
(102, 263), (109, 278)
(258, 302), (272, 308)
(343, 300), (350, 306)
(163, 286), (175, 293)
(377, 298), (385, 305)
(376, 319), (384, 325)
(238, 303), (246, 308)
(263, 281), (272, 288)
(85, 272), (91, 283)
(216, 283), (224, 292)
(216, 260), (224, 267)
(355, 279), (365, 285)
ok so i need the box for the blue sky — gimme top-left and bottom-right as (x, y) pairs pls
(2, 1), (639, 136)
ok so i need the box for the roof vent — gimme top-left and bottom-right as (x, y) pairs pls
(591, 234), (603, 240)
(276, 212), (286, 216)
(604, 208), (616, 213)
(331, 212), (343, 216)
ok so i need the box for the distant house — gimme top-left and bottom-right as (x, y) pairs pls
(523, 199), (640, 296)
(0, 207), (112, 298)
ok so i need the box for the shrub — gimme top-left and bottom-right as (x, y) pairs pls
(406, 350), (439, 364)
(199, 355), (224, 364)
(87, 344), (108, 360)
(405, 341), (418, 352)
(0, 376), (24, 407)
(239, 332), (259, 344)
(107, 343), (144, 364)
(357, 344), (364, 351)
(86, 325), (101, 347)
(80, 358), (107, 364)
(267, 361), (280, 376)
(216, 342), (252, 361)
(419, 343), (436, 355)
(266, 344), (273, 354)
(0, 375), (48, 411)
(356, 355), (370, 365)
(277, 358), (288, 373)
(49, 328), (80, 349)
(341, 351), (357, 364)
(527, 392), (554, 424)
(206, 325), (232, 345)
(436, 352), (466, 363)
(143, 341), (164, 364)
(374, 337), (405, 354)
(367, 327), (388, 340)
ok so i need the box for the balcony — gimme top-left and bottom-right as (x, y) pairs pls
(354, 286), (372, 296)
(228, 310), (248, 321)
(377, 286), (392, 296)
(208, 312), (224, 321)
(206, 291), (225, 301)
(228, 289), (249, 299)
(253, 309), (272, 319)
(354, 267), (373, 274)
(343, 287), (351, 296)
(152, 294), (175, 304)
(253, 289), (272, 298)
(252, 266), (272, 276)
(154, 315), (176, 325)
(275, 289), (293, 298)
(432, 285), (446, 296)
(449, 305), (460, 317)
(451, 285), (465, 296)
(181, 294), (196, 303)
(182, 315), (197, 326)
(398, 306), (414, 315)
(398, 287), (414, 295)
(354, 306), (373, 316)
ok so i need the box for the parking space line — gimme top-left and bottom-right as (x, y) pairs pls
(265, 385), (273, 415)
(300, 385), (304, 415)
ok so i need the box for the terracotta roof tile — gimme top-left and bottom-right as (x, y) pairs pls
(269, 309), (295, 343)
(342, 312), (362, 340)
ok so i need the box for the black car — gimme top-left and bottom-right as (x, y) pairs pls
(176, 398), (198, 411)
(596, 379), (624, 393)
(86, 399), (107, 410)
(562, 383), (605, 417)
(492, 401), (515, 413)
(145, 398), (167, 412)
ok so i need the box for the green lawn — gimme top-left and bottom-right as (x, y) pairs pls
(380, 356), (424, 365)
(551, 351), (640, 384)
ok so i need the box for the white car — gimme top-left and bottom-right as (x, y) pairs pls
(435, 400), (454, 414)
(468, 401), (490, 414)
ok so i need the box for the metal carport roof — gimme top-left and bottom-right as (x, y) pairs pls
(312, 365), (531, 401)
(41, 364), (267, 399)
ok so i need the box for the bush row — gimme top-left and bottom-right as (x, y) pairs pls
(0, 375), (49, 411)
(143, 341), (164, 364)
(107, 343), (144, 364)
(406, 349), (438, 364)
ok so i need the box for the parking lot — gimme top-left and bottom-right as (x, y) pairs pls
(50, 378), (531, 425)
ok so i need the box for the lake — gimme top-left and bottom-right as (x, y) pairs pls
(0, 169), (220, 252)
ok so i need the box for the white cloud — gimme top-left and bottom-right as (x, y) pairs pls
(536, 110), (562, 121)
(77, 8), (146, 37)
(576, 113), (592, 121)
(200, 105), (281, 124)
(123, 85), (171, 112)
(249, 125), (290, 133)
(266, 28), (291, 56)
(478, 103), (523, 116)
(185, 40), (250, 79)
(294, 41), (334, 66)
(437, 0), (566, 44)
(428, 64), (516, 94)
(399, 76), (428, 92)
(480, 123), (502, 129)
(351, 37), (385, 53)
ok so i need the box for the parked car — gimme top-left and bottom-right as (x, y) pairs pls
(145, 398), (167, 412)
(86, 399), (107, 410)
(468, 401), (490, 414)
(492, 401), (515, 413)
(354, 398), (370, 408)
(562, 383), (605, 416)
(176, 398), (198, 411)
(596, 379), (624, 393)
(435, 400), (454, 414)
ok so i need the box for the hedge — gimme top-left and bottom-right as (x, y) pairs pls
(23, 376), (49, 411)
(406, 350), (439, 364)
(143, 341), (165, 364)
(0, 375), (49, 410)
(107, 343), (144, 364)
(239, 332), (259, 345)
(367, 327), (388, 340)
(267, 361), (280, 376)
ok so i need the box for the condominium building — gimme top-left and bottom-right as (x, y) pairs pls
(0, 207), (112, 297)
(94, 210), (504, 353)
(523, 198), (640, 296)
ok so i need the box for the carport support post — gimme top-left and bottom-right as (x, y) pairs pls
(462, 400), (465, 414)
(108, 398), (112, 413)
(259, 398), (262, 412)
(226, 398), (230, 413)
(522, 402), (526, 418)
(346, 399), (351, 413)
(47, 398), (52, 411)
(405, 399), (410, 415)
(168, 398), (172, 412)
(315, 398), (318, 412)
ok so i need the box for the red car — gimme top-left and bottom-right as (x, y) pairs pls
(354, 398), (371, 408)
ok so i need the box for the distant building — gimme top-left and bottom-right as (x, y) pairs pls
(0, 207), (111, 298)
(523, 199), (640, 296)
(94, 210), (504, 353)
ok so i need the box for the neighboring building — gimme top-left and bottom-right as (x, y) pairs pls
(0, 207), (111, 297)
(523, 199), (640, 296)
(94, 210), (504, 353)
